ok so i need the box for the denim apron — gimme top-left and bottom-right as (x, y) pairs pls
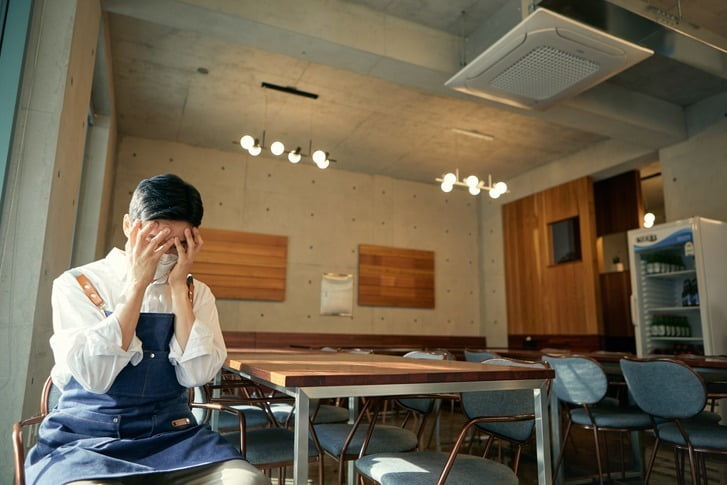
(25, 312), (241, 484)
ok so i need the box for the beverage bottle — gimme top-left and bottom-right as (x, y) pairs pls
(682, 279), (691, 307)
(690, 278), (699, 306)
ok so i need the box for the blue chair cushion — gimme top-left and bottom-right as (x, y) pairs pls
(355, 451), (518, 485)
(570, 406), (652, 428)
(270, 402), (349, 424)
(658, 422), (727, 449)
(217, 404), (270, 429)
(222, 427), (318, 465)
(314, 423), (418, 456)
(692, 410), (721, 424)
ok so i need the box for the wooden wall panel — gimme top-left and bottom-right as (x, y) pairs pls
(503, 196), (542, 329)
(594, 170), (644, 237)
(600, 271), (633, 338)
(504, 177), (602, 338)
(223, 330), (486, 359)
(358, 244), (435, 308)
(193, 228), (288, 301)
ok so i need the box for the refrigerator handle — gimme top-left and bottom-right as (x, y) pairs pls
(630, 293), (638, 326)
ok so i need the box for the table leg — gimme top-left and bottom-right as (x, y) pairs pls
(294, 389), (310, 485)
(549, 385), (562, 485)
(210, 370), (222, 431)
(534, 383), (553, 485)
(347, 397), (359, 485)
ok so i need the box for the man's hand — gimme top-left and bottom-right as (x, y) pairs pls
(168, 227), (203, 291)
(125, 220), (175, 291)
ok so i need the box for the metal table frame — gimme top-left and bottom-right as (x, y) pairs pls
(228, 368), (553, 485)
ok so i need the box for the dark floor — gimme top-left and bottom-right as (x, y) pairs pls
(269, 403), (724, 484)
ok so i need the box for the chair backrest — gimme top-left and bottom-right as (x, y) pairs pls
(398, 351), (448, 414)
(620, 358), (707, 419)
(463, 349), (500, 362)
(460, 357), (546, 442)
(542, 354), (607, 405)
(403, 350), (453, 360)
(14, 376), (60, 485)
(42, 377), (61, 414)
(347, 348), (373, 354)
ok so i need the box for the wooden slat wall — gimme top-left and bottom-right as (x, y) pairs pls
(503, 177), (602, 337)
(358, 244), (435, 308)
(193, 228), (288, 301)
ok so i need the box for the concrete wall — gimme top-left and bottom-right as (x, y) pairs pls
(661, 117), (727, 222)
(0, 1), (104, 482)
(108, 136), (482, 336)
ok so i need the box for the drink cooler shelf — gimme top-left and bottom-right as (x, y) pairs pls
(645, 269), (697, 279)
(649, 337), (703, 342)
(648, 306), (700, 312)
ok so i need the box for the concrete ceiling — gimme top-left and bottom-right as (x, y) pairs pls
(100, 0), (727, 189)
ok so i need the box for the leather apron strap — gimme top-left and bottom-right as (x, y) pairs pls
(69, 269), (106, 311)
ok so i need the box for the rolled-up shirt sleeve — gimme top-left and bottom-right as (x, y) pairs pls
(168, 281), (227, 388)
(50, 272), (143, 393)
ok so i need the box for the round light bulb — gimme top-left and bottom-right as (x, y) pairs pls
(465, 175), (479, 188)
(489, 188), (501, 199)
(316, 158), (330, 169)
(312, 150), (327, 164)
(270, 141), (285, 156)
(240, 135), (254, 150)
(468, 185), (481, 196)
(494, 181), (508, 193)
(644, 212), (656, 228)
(248, 145), (262, 156)
(288, 150), (302, 163)
(443, 172), (457, 185)
(440, 182), (454, 193)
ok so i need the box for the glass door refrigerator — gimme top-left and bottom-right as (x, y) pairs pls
(628, 217), (727, 357)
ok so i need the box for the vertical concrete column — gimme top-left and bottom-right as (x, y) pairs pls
(0, 1), (101, 481)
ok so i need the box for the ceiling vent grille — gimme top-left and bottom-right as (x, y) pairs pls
(445, 8), (653, 109)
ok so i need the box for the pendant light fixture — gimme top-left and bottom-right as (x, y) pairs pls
(436, 169), (508, 198)
(238, 132), (334, 169)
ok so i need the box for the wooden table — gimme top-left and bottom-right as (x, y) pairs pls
(225, 350), (555, 485)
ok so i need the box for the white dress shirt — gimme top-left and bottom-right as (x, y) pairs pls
(50, 248), (227, 393)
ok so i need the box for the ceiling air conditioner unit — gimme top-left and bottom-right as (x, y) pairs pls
(445, 7), (653, 110)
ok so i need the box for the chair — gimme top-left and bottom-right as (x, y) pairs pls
(270, 400), (350, 426)
(192, 383), (324, 484)
(395, 351), (455, 448)
(14, 378), (250, 485)
(543, 354), (653, 484)
(354, 359), (541, 485)
(620, 357), (727, 484)
(312, 396), (423, 484)
(464, 357), (549, 474)
(463, 349), (500, 362)
(12, 376), (60, 485)
(193, 381), (273, 431)
(313, 350), (445, 484)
